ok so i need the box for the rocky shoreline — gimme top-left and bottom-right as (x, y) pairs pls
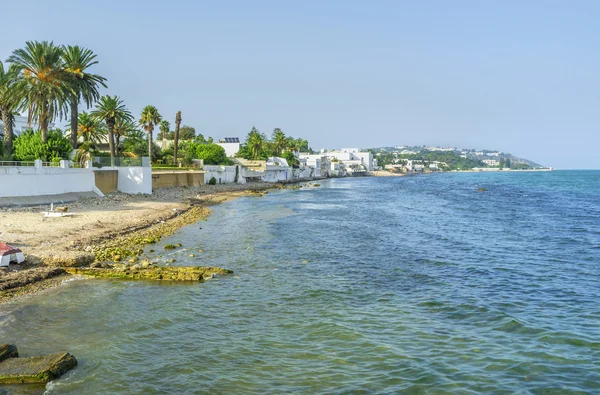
(0, 182), (296, 303)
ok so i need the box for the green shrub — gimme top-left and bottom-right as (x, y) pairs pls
(208, 177), (217, 185)
(13, 129), (72, 161)
(191, 143), (229, 165)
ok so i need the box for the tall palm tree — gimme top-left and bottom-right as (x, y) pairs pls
(174, 111), (181, 165)
(62, 45), (107, 149)
(92, 95), (133, 166)
(139, 105), (161, 160)
(69, 111), (106, 144)
(271, 128), (287, 157)
(8, 41), (69, 142)
(159, 120), (170, 149)
(0, 61), (22, 156)
(113, 118), (138, 154)
(246, 127), (265, 159)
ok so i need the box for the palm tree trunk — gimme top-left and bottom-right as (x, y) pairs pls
(148, 126), (153, 161)
(1, 109), (13, 157)
(40, 102), (49, 143)
(174, 119), (180, 165)
(107, 119), (116, 167)
(115, 134), (121, 154)
(70, 99), (78, 149)
(40, 118), (49, 143)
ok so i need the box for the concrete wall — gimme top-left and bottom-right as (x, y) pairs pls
(117, 167), (153, 194)
(152, 171), (205, 189)
(94, 170), (118, 194)
(203, 165), (238, 184)
(263, 166), (291, 182)
(0, 160), (97, 198)
(293, 167), (317, 180)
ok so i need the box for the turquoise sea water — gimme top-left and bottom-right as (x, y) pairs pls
(1, 171), (599, 394)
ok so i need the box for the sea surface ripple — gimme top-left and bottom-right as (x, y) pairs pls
(1, 170), (599, 394)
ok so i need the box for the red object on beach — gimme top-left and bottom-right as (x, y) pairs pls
(0, 243), (21, 255)
(0, 242), (25, 267)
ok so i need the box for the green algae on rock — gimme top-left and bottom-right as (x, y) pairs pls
(64, 265), (233, 281)
(0, 345), (77, 384)
(88, 206), (211, 262)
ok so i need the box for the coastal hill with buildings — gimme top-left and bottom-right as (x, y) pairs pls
(369, 145), (548, 172)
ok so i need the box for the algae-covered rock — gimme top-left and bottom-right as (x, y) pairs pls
(164, 244), (177, 250)
(64, 266), (233, 282)
(0, 345), (18, 362)
(0, 351), (77, 384)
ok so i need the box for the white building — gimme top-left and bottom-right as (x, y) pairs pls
(0, 115), (48, 136)
(305, 148), (374, 171)
(425, 146), (456, 152)
(483, 159), (499, 166)
(216, 137), (241, 157)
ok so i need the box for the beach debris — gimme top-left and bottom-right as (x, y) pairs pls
(64, 265), (232, 282)
(0, 243), (25, 268)
(41, 203), (74, 218)
(0, 344), (77, 384)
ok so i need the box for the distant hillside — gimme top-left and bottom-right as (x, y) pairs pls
(369, 146), (546, 170)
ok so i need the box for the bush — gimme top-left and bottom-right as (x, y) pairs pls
(208, 177), (217, 185)
(13, 129), (72, 161)
(191, 143), (229, 165)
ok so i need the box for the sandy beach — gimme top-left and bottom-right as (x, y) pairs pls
(0, 182), (279, 303)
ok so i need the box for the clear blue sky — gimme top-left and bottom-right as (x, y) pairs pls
(3, 0), (599, 168)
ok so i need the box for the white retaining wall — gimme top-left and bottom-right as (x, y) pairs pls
(116, 167), (152, 194)
(292, 167), (317, 180)
(263, 166), (291, 182)
(203, 165), (238, 184)
(0, 160), (97, 198)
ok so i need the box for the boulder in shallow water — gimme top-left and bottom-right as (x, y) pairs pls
(0, 345), (18, 362)
(0, 345), (77, 384)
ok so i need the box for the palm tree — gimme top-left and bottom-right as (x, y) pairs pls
(8, 41), (69, 142)
(113, 118), (138, 154)
(246, 127), (265, 159)
(91, 96), (133, 166)
(271, 128), (287, 157)
(0, 61), (22, 156)
(159, 120), (170, 149)
(62, 45), (107, 149)
(139, 105), (161, 160)
(174, 111), (182, 165)
(69, 111), (106, 144)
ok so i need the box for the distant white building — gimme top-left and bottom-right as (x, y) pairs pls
(483, 159), (499, 166)
(307, 148), (374, 171)
(216, 137), (241, 157)
(425, 146), (456, 152)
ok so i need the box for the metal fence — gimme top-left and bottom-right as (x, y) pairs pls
(92, 156), (150, 168)
(0, 161), (35, 167)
